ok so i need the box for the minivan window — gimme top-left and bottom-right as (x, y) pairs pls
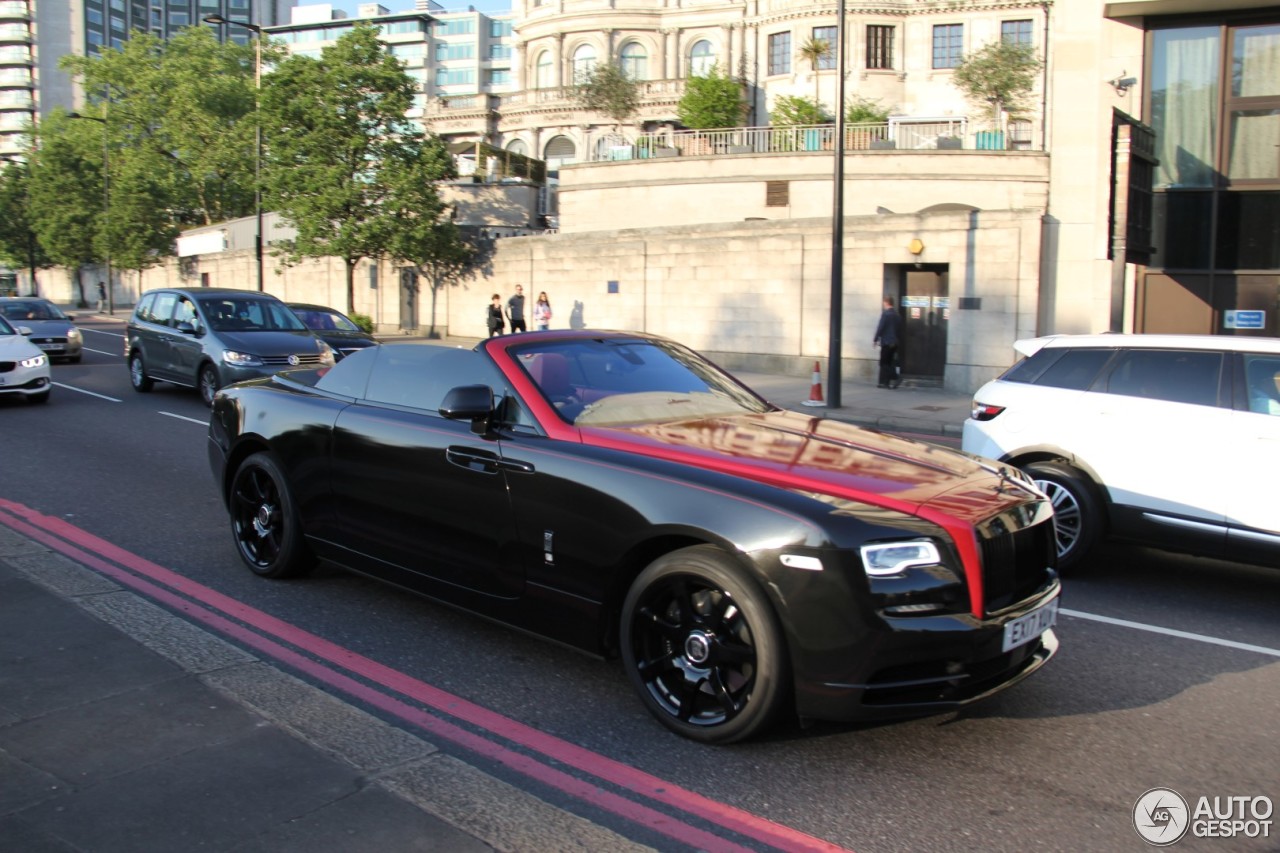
(150, 292), (178, 325)
(1104, 349), (1223, 407)
(134, 292), (156, 322)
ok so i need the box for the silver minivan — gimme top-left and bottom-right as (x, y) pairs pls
(126, 287), (334, 406)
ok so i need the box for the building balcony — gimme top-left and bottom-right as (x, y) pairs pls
(0, 3), (29, 22)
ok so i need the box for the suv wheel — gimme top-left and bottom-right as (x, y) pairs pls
(1023, 461), (1102, 572)
(129, 352), (154, 392)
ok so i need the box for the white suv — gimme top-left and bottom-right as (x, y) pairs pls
(963, 334), (1280, 571)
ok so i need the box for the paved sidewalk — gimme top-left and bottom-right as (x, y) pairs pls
(0, 528), (650, 853)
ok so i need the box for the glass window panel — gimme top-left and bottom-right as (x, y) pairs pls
(812, 27), (836, 70)
(1151, 191), (1213, 269)
(932, 24), (962, 69)
(690, 39), (715, 76)
(768, 32), (790, 75)
(572, 44), (595, 83)
(1227, 109), (1280, 181)
(535, 51), (554, 88)
(1216, 191), (1280, 270)
(620, 42), (646, 80)
(1150, 26), (1220, 189)
(1105, 350), (1223, 407)
(1001, 20), (1033, 46)
(866, 25), (893, 70)
(1233, 24), (1280, 97)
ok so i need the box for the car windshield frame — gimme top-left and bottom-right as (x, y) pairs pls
(196, 296), (307, 332)
(0, 314), (15, 335)
(509, 337), (771, 426)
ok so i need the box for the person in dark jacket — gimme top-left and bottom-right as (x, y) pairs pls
(873, 296), (902, 388)
(486, 294), (505, 336)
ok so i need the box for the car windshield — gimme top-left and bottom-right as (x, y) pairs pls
(0, 315), (15, 335)
(511, 338), (770, 426)
(197, 297), (307, 332)
(293, 307), (360, 332)
(1, 301), (66, 321)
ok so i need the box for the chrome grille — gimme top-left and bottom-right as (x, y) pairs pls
(261, 353), (325, 366)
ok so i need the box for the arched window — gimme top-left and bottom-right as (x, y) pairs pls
(535, 50), (554, 89)
(620, 42), (647, 80)
(544, 135), (577, 169)
(690, 39), (716, 77)
(572, 44), (597, 83)
(506, 139), (529, 156)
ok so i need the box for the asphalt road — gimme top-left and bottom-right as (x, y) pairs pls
(3, 315), (1278, 852)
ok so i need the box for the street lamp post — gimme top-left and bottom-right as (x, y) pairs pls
(68, 111), (112, 315)
(204, 15), (264, 292)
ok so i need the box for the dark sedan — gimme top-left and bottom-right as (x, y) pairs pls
(287, 303), (379, 361)
(208, 331), (1060, 743)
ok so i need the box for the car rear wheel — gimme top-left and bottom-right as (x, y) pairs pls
(1023, 461), (1103, 571)
(229, 452), (315, 579)
(129, 352), (154, 392)
(199, 364), (221, 407)
(621, 546), (789, 744)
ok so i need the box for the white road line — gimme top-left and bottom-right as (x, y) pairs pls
(158, 411), (207, 425)
(83, 346), (122, 357)
(1060, 607), (1280, 658)
(83, 328), (123, 337)
(51, 382), (121, 402)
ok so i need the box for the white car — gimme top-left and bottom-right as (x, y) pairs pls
(0, 313), (52, 403)
(963, 334), (1280, 571)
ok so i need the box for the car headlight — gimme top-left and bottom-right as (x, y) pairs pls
(860, 540), (942, 577)
(317, 340), (335, 364)
(19, 353), (47, 369)
(223, 350), (263, 367)
(67, 328), (82, 341)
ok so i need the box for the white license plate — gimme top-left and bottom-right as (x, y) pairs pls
(36, 343), (63, 351)
(1002, 599), (1058, 652)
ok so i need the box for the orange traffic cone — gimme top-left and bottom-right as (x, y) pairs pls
(802, 361), (825, 407)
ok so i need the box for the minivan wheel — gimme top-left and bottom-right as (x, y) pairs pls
(129, 352), (154, 392)
(1023, 461), (1103, 572)
(199, 364), (221, 407)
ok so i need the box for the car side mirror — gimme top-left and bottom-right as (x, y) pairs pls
(176, 321), (198, 336)
(439, 384), (495, 436)
(16, 325), (32, 336)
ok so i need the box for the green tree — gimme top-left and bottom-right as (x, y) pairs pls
(845, 96), (890, 125)
(952, 42), (1042, 128)
(0, 159), (52, 295)
(770, 95), (828, 126)
(797, 38), (830, 108)
(261, 24), (454, 314)
(677, 65), (746, 130)
(574, 61), (640, 130)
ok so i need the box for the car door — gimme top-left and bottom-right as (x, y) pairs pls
(329, 345), (525, 598)
(166, 295), (205, 385)
(1224, 352), (1280, 563)
(141, 291), (180, 381)
(1084, 348), (1231, 529)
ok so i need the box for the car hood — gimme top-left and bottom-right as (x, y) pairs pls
(215, 330), (323, 355)
(583, 409), (1031, 524)
(10, 320), (72, 336)
(0, 334), (43, 360)
(314, 330), (376, 345)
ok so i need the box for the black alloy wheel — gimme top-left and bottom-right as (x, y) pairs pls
(1023, 460), (1103, 572)
(621, 546), (788, 744)
(228, 452), (314, 579)
(129, 352), (153, 392)
(199, 364), (221, 407)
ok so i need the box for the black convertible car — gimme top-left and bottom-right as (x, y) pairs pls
(208, 330), (1060, 743)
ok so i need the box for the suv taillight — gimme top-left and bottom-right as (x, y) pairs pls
(971, 402), (1005, 421)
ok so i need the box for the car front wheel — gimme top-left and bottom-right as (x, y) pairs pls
(199, 364), (221, 407)
(129, 352), (153, 392)
(621, 546), (789, 744)
(229, 452), (315, 579)
(1023, 461), (1103, 571)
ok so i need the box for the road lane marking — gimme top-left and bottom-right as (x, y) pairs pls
(51, 382), (121, 402)
(83, 346), (122, 357)
(1060, 608), (1280, 658)
(0, 499), (851, 853)
(159, 411), (207, 425)
(83, 328), (124, 337)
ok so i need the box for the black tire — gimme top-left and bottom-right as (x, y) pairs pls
(228, 452), (315, 579)
(621, 546), (789, 744)
(129, 352), (154, 392)
(1023, 461), (1103, 572)
(199, 364), (221, 407)
(67, 355), (82, 364)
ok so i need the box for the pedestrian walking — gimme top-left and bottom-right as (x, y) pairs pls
(873, 296), (902, 389)
(533, 291), (552, 331)
(507, 284), (527, 333)
(486, 294), (505, 337)
(96, 281), (107, 312)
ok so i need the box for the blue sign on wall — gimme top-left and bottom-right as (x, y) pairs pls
(1224, 310), (1265, 329)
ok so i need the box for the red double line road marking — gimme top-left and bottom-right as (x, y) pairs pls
(0, 499), (851, 853)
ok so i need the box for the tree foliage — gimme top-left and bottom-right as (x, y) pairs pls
(845, 96), (891, 125)
(770, 95), (829, 127)
(0, 160), (52, 291)
(677, 65), (746, 130)
(952, 42), (1042, 127)
(797, 37), (831, 107)
(573, 62), (640, 129)
(260, 24), (459, 314)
